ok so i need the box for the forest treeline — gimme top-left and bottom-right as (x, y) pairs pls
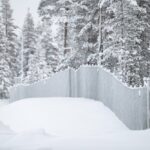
(0, 0), (150, 98)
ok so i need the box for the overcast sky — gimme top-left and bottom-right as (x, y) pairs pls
(11, 0), (41, 28)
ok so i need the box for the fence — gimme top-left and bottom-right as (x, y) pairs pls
(10, 66), (149, 130)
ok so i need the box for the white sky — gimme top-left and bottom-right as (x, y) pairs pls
(10, 0), (41, 28)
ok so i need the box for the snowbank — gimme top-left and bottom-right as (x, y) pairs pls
(0, 98), (150, 150)
(0, 100), (8, 109)
(1, 130), (150, 150)
(0, 98), (127, 136)
(0, 121), (13, 134)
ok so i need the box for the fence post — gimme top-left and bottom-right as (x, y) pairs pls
(69, 68), (72, 97)
(144, 78), (150, 128)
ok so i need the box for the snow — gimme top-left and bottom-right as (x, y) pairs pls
(0, 98), (127, 136)
(0, 98), (150, 150)
(127, 0), (137, 6)
(99, 0), (137, 8)
(99, 0), (112, 8)
(1, 129), (150, 150)
(0, 100), (8, 109)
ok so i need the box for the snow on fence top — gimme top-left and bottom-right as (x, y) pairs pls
(10, 65), (146, 90)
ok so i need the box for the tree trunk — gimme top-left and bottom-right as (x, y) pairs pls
(64, 21), (68, 54)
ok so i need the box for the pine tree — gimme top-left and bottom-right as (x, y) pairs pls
(38, 0), (65, 72)
(15, 36), (22, 77)
(77, 0), (99, 65)
(0, 17), (12, 99)
(24, 54), (39, 84)
(40, 26), (60, 73)
(101, 0), (146, 86)
(1, 0), (18, 83)
(22, 10), (37, 80)
(137, 0), (150, 78)
(38, 0), (90, 69)
(34, 22), (47, 80)
(36, 33), (52, 80)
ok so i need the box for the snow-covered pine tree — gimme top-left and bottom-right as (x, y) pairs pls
(25, 53), (39, 84)
(56, 0), (82, 69)
(101, 0), (146, 86)
(0, 17), (12, 99)
(38, 0), (59, 21)
(38, 0), (89, 70)
(54, 0), (100, 68)
(38, 0), (67, 71)
(36, 38), (50, 80)
(35, 22), (50, 80)
(40, 26), (60, 73)
(15, 36), (22, 78)
(99, 0), (120, 72)
(0, 0), (18, 83)
(77, 0), (99, 65)
(22, 10), (37, 81)
(136, 0), (150, 78)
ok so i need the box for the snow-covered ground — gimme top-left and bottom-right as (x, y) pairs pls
(0, 98), (149, 150)
(0, 100), (9, 109)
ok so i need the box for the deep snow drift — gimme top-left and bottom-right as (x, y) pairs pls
(0, 98), (127, 136)
(0, 98), (150, 150)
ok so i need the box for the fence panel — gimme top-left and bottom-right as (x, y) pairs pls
(10, 69), (70, 102)
(98, 68), (147, 129)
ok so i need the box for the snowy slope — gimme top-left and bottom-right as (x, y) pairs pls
(0, 100), (8, 109)
(0, 129), (150, 150)
(0, 98), (149, 150)
(0, 98), (127, 136)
